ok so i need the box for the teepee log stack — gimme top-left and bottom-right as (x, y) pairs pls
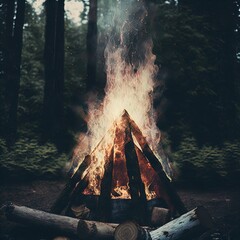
(50, 111), (186, 221)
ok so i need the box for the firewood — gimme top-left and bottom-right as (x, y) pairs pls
(114, 221), (151, 240)
(114, 207), (213, 240)
(1, 203), (117, 239)
(97, 147), (114, 221)
(149, 206), (214, 240)
(51, 154), (91, 214)
(65, 174), (89, 216)
(77, 219), (116, 239)
(124, 111), (187, 215)
(2, 202), (79, 236)
(124, 123), (148, 225)
(150, 207), (170, 227)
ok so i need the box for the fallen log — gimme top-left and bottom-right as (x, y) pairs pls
(114, 206), (213, 240)
(1, 203), (117, 239)
(149, 206), (214, 240)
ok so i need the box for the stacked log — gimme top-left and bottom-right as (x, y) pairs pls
(114, 206), (214, 240)
(1, 203), (213, 240)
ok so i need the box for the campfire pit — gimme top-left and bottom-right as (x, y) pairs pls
(1, 111), (214, 239)
(50, 110), (186, 225)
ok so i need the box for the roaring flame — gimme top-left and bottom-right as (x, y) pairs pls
(73, 1), (171, 200)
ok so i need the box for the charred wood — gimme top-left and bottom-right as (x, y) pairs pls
(97, 147), (114, 222)
(125, 124), (148, 225)
(51, 155), (91, 214)
(124, 111), (187, 215)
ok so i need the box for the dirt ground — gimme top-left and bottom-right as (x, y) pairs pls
(0, 180), (239, 240)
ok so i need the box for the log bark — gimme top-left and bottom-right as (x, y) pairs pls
(51, 155), (91, 214)
(1, 203), (117, 239)
(77, 219), (116, 240)
(150, 207), (170, 227)
(149, 206), (214, 240)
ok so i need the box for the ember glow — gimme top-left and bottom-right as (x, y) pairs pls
(73, 0), (172, 200)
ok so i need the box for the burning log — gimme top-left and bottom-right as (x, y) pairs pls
(1, 203), (117, 240)
(114, 206), (213, 240)
(51, 155), (91, 214)
(66, 174), (89, 213)
(150, 207), (170, 227)
(124, 123), (148, 225)
(97, 147), (114, 221)
(124, 111), (187, 215)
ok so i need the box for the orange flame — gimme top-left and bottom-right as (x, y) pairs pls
(73, 1), (172, 200)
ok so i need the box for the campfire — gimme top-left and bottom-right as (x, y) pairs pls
(2, 111), (214, 239)
(1, 1), (214, 239)
(51, 110), (186, 224)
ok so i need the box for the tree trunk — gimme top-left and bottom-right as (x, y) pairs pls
(4, 0), (25, 146)
(43, 0), (65, 144)
(86, 0), (98, 91)
(2, 203), (117, 240)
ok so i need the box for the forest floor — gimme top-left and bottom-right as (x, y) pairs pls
(0, 179), (239, 240)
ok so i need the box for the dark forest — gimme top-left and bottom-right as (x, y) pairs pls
(0, 0), (240, 239)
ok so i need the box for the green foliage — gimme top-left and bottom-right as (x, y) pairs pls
(151, 3), (239, 145)
(172, 135), (240, 185)
(0, 138), (67, 179)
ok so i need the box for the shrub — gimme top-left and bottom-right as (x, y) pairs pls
(172, 135), (240, 186)
(0, 138), (67, 179)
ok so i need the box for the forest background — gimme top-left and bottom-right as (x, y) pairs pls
(0, 0), (240, 188)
